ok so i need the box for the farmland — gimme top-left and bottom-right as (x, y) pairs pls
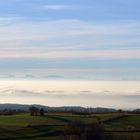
(0, 113), (139, 140)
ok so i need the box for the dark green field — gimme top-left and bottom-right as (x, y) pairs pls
(0, 113), (139, 140)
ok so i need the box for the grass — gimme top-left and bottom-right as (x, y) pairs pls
(0, 114), (49, 127)
(105, 114), (140, 130)
(0, 113), (99, 127)
(0, 126), (61, 140)
(0, 113), (139, 139)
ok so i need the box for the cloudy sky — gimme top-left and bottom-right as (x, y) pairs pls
(0, 0), (139, 80)
(0, 80), (140, 108)
(0, 0), (140, 108)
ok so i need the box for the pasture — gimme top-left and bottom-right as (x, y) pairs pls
(0, 113), (139, 140)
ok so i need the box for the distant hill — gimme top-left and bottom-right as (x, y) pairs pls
(0, 104), (116, 113)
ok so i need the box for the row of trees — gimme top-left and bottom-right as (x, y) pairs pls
(0, 109), (25, 115)
(29, 106), (45, 116)
(0, 106), (45, 116)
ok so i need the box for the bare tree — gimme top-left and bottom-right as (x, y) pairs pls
(40, 108), (45, 116)
(29, 106), (39, 116)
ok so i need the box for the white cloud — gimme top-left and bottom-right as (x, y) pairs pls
(0, 80), (139, 108)
(0, 19), (139, 59)
(0, 87), (140, 108)
(43, 5), (76, 10)
(0, 48), (139, 59)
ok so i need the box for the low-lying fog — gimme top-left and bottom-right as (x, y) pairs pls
(0, 80), (139, 109)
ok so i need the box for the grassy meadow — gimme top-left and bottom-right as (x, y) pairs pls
(0, 113), (139, 140)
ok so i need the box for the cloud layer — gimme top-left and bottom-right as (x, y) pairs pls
(0, 19), (139, 60)
(0, 0), (139, 80)
(0, 87), (140, 109)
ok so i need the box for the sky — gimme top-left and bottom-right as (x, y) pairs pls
(0, 80), (140, 109)
(0, 0), (139, 80)
(0, 0), (139, 108)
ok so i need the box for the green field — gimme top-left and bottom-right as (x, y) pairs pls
(105, 115), (140, 130)
(0, 113), (139, 140)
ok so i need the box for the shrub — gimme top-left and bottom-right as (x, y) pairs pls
(63, 120), (105, 140)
